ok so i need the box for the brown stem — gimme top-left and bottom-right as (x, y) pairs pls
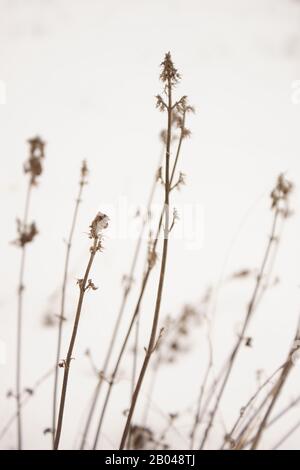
(238, 392), (300, 449)
(16, 180), (32, 450)
(1, 367), (53, 442)
(91, 113), (186, 449)
(222, 362), (285, 449)
(190, 332), (213, 449)
(53, 237), (98, 450)
(92, 266), (153, 449)
(199, 208), (280, 449)
(79, 158), (161, 450)
(250, 360), (293, 449)
(52, 177), (85, 447)
(272, 417), (300, 450)
(119, 74), (173, 450)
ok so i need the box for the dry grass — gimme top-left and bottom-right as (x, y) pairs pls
(5, 53), (299, 451)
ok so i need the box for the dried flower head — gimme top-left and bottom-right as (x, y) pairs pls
(160, 52), (181, 86)
(147, 231), (157, 269)
(14, 219), (38, 247)
(28, 136), (45, 158)
(89, 212), (109, 240)
(80, 160), (89, 185)
(156, 304), (202, 365)
(130, 425), (154, 450)
(270, 173), (293, 212)
(24, 136), (45, 185)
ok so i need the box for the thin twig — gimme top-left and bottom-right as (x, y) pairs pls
(190, 329), (213, 449)
(52, 161), (88, 447)
(79, 154), (161, 450)
(16, 181), (32, 450)
(91, 87), (190, 450)
(1, 367), (53, 442)
(199, 195), (285, 449)
(53, 212), (108, 449)
(222, 362), (286, 449)
(119, 53), (178, 450)
(15, 136), (45, 449)
(250, 322), (299, 450)
(272, 418), (300, 450)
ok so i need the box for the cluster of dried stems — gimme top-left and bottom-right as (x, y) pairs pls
(6, 53), (300, 451)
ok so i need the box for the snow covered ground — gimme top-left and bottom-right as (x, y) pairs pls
(1, 0), (300, 449)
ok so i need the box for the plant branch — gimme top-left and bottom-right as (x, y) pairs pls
(52, 161), (88, 447)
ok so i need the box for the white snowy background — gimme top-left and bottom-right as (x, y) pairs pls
(1, 0), (300, 450)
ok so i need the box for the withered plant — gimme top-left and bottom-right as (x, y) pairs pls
(90, 52), (193, 450)
(53, 212), (109, 449)
(119, 52), (192, 449)
(13, 136), (45, 449)
(52, 161), (88, 447)
(199, 174), (293, 449)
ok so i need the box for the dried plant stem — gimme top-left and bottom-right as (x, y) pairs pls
(142, 355), (161, 427)
(233, 389), (271, 449)
(52, 170), (86, 447)
(268, 394), (300, 427)
(190, 332), (213, 449)
(131, 313), (140, 398)
(127, 308), (141, 449)
(241, 394), (300, 449)
(222, 362), (286, 449)
(91, 108), (187, 449)
(119, 69), (173, 451)
(54, 236), (99, 450)
(250, 357), (294, 449)
(92, 263), (155, 449)
(79, 159), (160, 450)
(1, 367), (53, 441)
(16, 180), (32, 450)
(199, 208), (281, 449)
(272, 418), (300, 450)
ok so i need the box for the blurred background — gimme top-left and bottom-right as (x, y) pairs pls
(1, 0), (300, 450)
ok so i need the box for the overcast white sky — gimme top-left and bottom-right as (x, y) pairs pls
(1, 0), (300, 450)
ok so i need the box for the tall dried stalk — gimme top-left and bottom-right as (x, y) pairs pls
(92, 251), (157, 449)
(52, 161), (88, 447)
(91, 62), (192, 450)
(79, 154), (161, 450)
(119, 52), (189, 450)
(1, 367), (53, 442)
(189, 329), (213, 449)
(14, 137), (45, 449)
(250, 318), (300, 449)
(231, 390), (300, 449)
(53, 212), (108, 449)
(222, 361), (286, 449)
(199, 174), (293, 449)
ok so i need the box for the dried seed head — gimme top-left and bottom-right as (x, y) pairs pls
(156, 94), (167, 111)
(80, 160), (89, 185)
(270, 173), (293, 211)
(14, 219), (38, 247)
(160, 52), (181, 86)
(25, 136), (45, 185)
(28, 136), (45, 159)
(89, 212), (109, 240)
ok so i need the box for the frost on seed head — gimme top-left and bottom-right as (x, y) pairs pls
(89, 212), (109, 240)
